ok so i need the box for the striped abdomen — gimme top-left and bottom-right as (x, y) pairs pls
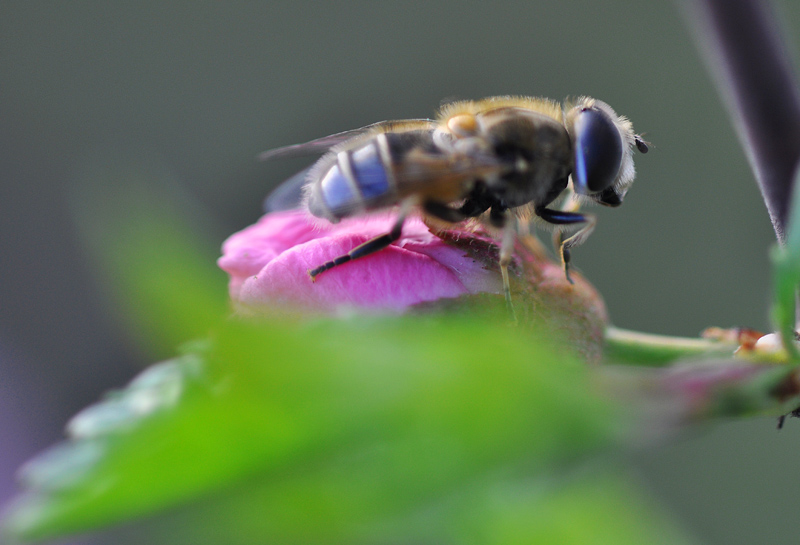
(307, 129), (442, 222)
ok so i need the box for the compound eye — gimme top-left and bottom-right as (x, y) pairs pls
(572, 107), (623, 194)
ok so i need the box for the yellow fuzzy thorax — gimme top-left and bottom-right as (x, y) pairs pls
(437, 96), (564, 124)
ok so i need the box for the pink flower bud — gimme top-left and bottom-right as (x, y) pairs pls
(218, 210), (503, 313)
(218, 209), (608, 360)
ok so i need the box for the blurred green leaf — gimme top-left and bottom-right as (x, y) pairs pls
(450, 473), (695, 545)
(1, 174), (703, 544)
(1, 310), (641, 544)
(111, 468), (695, 545)
(70, 167), (229, 355)
(771, 167), (800, 360)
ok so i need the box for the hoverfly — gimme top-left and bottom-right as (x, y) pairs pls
(261, 96), (648, 310)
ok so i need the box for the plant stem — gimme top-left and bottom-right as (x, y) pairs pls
(604, 327), (738, 366)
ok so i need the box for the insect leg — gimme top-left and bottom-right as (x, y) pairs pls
(552, 188), (581, 270)
(308, 198), (416, 280)
(485, 204), (519, 318)
(497, 211), (519, 321)
(427, 199), (517, 318)
(535, 206), (596, 285)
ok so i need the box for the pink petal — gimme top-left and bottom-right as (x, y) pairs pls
(218, 210), (502, 312)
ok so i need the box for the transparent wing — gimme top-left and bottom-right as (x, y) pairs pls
(263, 153), (509, 214)
(258, 119), (435, 161)
(263, 167), (312, 212)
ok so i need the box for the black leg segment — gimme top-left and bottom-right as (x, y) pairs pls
(308, 212), (407, 279)
(535, 206), (595, 285)
(535, 206), (588, 226)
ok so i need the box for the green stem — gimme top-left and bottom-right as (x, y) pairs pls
(604, 327), (738, 367)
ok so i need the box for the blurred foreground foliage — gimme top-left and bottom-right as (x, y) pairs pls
(3, 306), (691, 544)
(0, 192), (697, 544)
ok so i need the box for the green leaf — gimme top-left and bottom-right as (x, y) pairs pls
(1, 312), (635, 544)
(102, 469), (696, 545)
(450, 473), (695, 545)
(770, 165), (800, 360)
(2, 174), (700, 543)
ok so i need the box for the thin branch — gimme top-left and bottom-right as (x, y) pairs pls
(604, 327), (739, 366)
(682, 0), (800, 243)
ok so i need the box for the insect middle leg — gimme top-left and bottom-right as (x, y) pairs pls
(308, 198), (416, 280)
(424, 199), (517, 319)
(535, 206), (596, 285)
(497, 211), (518, 321)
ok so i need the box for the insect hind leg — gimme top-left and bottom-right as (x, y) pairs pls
(308, 198), (415, 280)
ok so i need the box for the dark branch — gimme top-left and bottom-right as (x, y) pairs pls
(682, 0), (800, 243)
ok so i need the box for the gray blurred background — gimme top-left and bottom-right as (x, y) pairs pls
(2, 1), (800, 543)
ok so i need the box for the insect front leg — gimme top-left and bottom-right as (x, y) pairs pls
(308, 198), (417, 280)
(535, 206), (596, 285)
(551, 188), (582, 265)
